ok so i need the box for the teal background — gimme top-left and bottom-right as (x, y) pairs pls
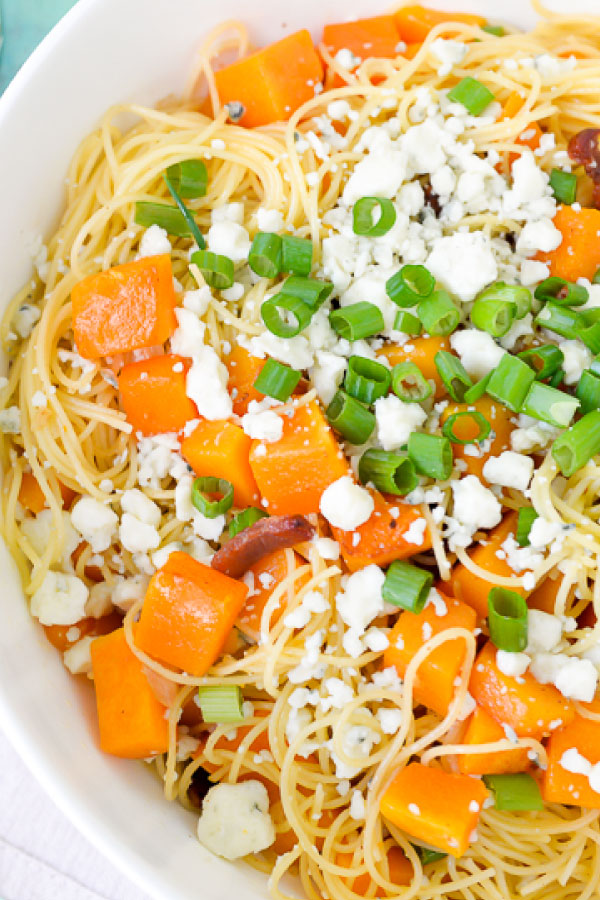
(0, 0), (78, 92)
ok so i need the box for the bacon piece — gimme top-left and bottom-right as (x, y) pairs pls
(211, 514), (315, 579)
(568, 128), (600, 206)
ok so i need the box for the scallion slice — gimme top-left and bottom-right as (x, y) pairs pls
(386, 264), (435, 308)
(407, 432), (453, 480)
(442, 411), (491, 444)
(516, 507), (538, 548)
(197, 685), (244, 723)
(353, 197), (397, 237)
(534, 301), (582, 339)
(345, 356), (392, 405)
(191, 476), (234, 518)
(418, 290), (460, 336)
(447, 76), (495, 116)
(416, 846), (448, 865)
(463, 373), (492, 404)
(534, 277), (588, 307)
(253, 358), (301, 401)
(281, 235), (313, 275)
(358, 449), (418, 495)
(248, 232), (282, 279)
(551, 409), (600, 476)
(470, 296), (516, 337)
(326, 390), (376, 445)
(165, 159), (208, 199)
(483, 773), (543, 812)
(134, 202), (191, 237)
(261, 293), (312, 338)
(486, 354), (535, 412)
(391, 361), (433, 403)
(163, 173), (206, 249)
(229, 507), (269, 538)
(281, 275), (333, 309)
(594, 269), (600, 286)
(434, 351), (473, 401)
(382, 561), (433, 613)
(591, 354), (600, 377)
(549, 169), (577, 206)
(488, 587), (528, 652)
(549, 367), (565, 388)
(579, 321), (600, 354)
(475, 282), (531, 320)
(576, 369), (600, 415)
(190, 249), (234, 290)
(521, 381), (580, 428)
(517, 344), (564, 381)
(329, 302), (385, 341)
(394, 310), (423, 336)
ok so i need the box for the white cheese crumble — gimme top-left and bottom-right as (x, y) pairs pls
(31, 571), (89, 626)
(374, 395), (427, 451)
(70, 497), (118, 553)
(196, 781), (275, 859)
(482, 451), (534, 492)
(320, 476), (374, 531)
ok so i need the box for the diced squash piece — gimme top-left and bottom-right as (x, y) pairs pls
(323, 16), (402, 61)
(214, 30), (324, 128)
(336, 846), (412, 892)
(19, 472), (75, 513)
(528, 572), (570, 614)
(331, 491), (431, 572)
(91, 627), (169, 758)
(249, 401), (348, 515)
(72, 255), (177, 359)
(394, 5), (485, 43)
(440, 396), (513, 482)
(458, 705), (531, 775)
(118, 354), (197, 435)
(451, 513), (525, 620)
(469, 641), (574, 740)
(377, 336), (449, 398)
(537, 205), (600, 283)
(226, 346), (266, 416)
(136, 552), (248, 676)
(45, 611), (122, 654)
(502, 92), (543, 153)
(181, 419), (260, 508)
(384, 593), (476, 716)
(237, 549), (305, 639)
(199, 711), (271, 774)
(380, 762), (488, 858)
(543, 714), (600, 808)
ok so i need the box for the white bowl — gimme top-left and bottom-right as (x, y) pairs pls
(0, 0), (594, 897)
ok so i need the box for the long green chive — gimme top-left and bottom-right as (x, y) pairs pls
(442, 411), (491, 445)
(165, 159), (208, 198)
(163, 173), (206, 249)
(418, 290), (460, 336)
(483, 774), (543, 812)
(416, 846), (448, 865)
(229, 507), (269, 538)
(386, 264), (435, 308)
(476, 282), (531, 320)
(391, 361), (433, 403)
(326, 390), (376, 445)
(281, 235), (313, 275)
(253, 358), (301, 401)
(552, 409), (600, 476)
(549, 169), (577, 206)
(470, 296), (516, 337)
(463, 373), (492, 404)
(358, 449), (418, 495)
(382, 561), (433, 613)
(534, 301), (582, 339)
(576, 369), (600, 415)
(521, 381), (580, 428)
(190, 249), (234, 290)
(394, 309), (423, 335)
(447, 76), (495, 115)
(517, 344), (564, 381)
(134, 202), (191, 237)
(488, 587), (528, 652)
(352, 197), (397, 237)
(434, 351), (473, 401)
(281, 275), (333, 309)
(261, 294), (313, 338)
(579, 321), (600, 354)
(534, 277), (588, 307)
(248, 232), (282, 279)
(407, 432), (453, 480)
(486, 354), (535, 412)
(329, 302), (385, 340)
(345, 356), (392, 405)
(197, 685), (244, 723)
(516, 507), (538, 548)
(191, 476), (234, 518)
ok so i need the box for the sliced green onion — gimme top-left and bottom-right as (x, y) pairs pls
(534, 277), (588, 307)
(488, 587), (528, 652)
(416, 846), (448, 865)
(582, 308), (600, 326)
(517, 344), (564, 381)
(261, 293), (312, 338)
(165, 159), (208, 199)
(407, 432), (453, 480)
(391, 361), (433, 403)
(521, 381), (580, 428)
(579, 321), (600, 354)
(434, 351), (473, 401)
(326, 390), (376, 445)
(447, 76), (495, 116)
(358, 449), (418, 495)
(382, 561), (434, 613)
(163, 173), (206, 249)
(486, 354), (535, 413)
(591, 354), (600, 377)
(549, 169), (577, 206)
(463, 373), (492, 404)
(386, 264), (435, 308)
(442, 411), (491, 445)
(253, 358), (301, 401)
(191, 476), (234, 518)
(329, 302), (384, 341)
(197, 685), (244, 723)
(229, 507), (269, 539)
(534, 301), (583, 339)
(134, 202), (191, 237)
(345, 356), (392, 405)
(353, 197), (397, 237)
(576, 369), (600, 415)
(549, 367), (565, 388)
(593, 269), (600, 286)
(248, 232), (282, 279)
(483, 773), (543, 812)
(482, 23), (505, 36)
(190, 249), (234, 290)
(394, 310), (423, 335)
(470, 297), (516, 337)
(516, 507), (538, 548)
(281, 235), (313, 275)
(281, 275), (333, 309)
(552, 409), (600, 476)
(475, 282), (531, 320)
(418, 290), (460, 336)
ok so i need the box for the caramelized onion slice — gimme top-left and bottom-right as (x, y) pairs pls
(211, 514), (315, 579)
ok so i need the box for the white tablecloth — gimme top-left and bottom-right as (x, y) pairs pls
(0, 728), (151, 900)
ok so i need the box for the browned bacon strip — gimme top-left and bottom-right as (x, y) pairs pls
(211, 514), (315, 578)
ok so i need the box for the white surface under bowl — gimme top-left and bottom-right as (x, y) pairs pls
(0, 0), (595, 898)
